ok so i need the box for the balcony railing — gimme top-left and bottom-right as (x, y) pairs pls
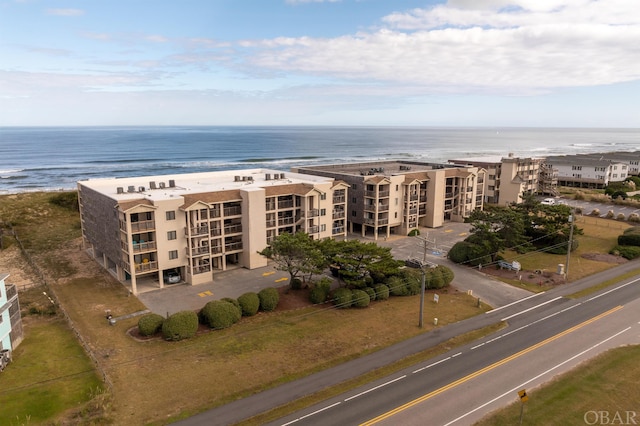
(307, 209), (319, 217)
(266, 202), (276, 211)
(210, 228), (222, 237)
(132, 241), (157, 253)
(135, 261), (158, 273)
(131, 220), (155, 232)
(225, 241), (243, 251)
(278, 200), (294, 209)
(278, 217), (295, 226)
(224, 206), (242, 216)
(410, 194), (419, 201)
(5, 283), (17, 301)
(332, 211), (345, 219)
(378, 204), (389, 212)
(266, 220), (277, 228)
(224, 224), (242, 234)
(333, 195), (345, 203)
(332, 226), (345, 235)
(188, 246), (210, 256)
(188, 225), (208, 236)
(211, 245), (222, 254)
(192, 265), (211, 275)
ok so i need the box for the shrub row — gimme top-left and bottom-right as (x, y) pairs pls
(137, 287), (280, 341)
(610, 245), (640, 260)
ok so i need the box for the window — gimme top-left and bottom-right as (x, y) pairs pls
(395, 198), (399, 205)
(396, 185), (399, 191)
(572, 165), (582, 171)
(352, 197), (357, 203)
(320, 193), (326, 200)
(320, 208), (326, 216)
(320, 224), (326, 232)
(166, 211), (176, 220)
(352, 184), (357, 190)
(613, 174), (618, 178)
(167, 230), (177, 240)
(352, 210), (357, 217)
(169, 250), (178, 260)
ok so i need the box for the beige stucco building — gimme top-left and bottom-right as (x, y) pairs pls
(449, 154), (549, 205)
(292, 160), (485, 240)
(78, 169), (348, 294)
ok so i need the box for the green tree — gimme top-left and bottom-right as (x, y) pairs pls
(259, 232), (327, 287)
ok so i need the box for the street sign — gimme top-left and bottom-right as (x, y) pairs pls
(518, 389), (528, 403)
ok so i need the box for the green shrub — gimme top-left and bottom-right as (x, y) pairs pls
(375, 284), (390, 300)
(258, 287), (280, 312)
(48, 191), (79, 211)
(388, 276), (409, 297)
(200, 300), (242, 329)
(435, 265), (454, 286)
(408, 229), (420, 236)
(222, 297), (240, 309)
(352, 289), (370, 308)
(618, 228), (640, 246)
(610, 245), (640, 260)
(333, 288), (353, 308)
(137, 313), (164, 336)
(628, 213), (640, 223)
(316, 277), (332, 294)
(363, 286), (376, 302)
(291, 278), (303, 290)
(162, 311), (198, 341)
(237, 292), (260, 317)
(427, 268), (445, 289)
(309, 286), (328, 304)
(447, 241), (491, 266)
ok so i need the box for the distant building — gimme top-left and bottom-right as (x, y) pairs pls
(292, 160), (485, 239)
(0, 273), (23, 359)
(580, 152), (640, 176)
(449, 154), (549, 205)
(544, 155), (628, 189)
(78, 169), (349, 294)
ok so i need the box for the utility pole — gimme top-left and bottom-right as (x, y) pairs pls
(415, 234), (435, 328)
(565, 208), (575, 281)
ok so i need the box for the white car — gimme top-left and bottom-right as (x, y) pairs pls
(164, 270), (181, 284)
(540, 198), (556, 205)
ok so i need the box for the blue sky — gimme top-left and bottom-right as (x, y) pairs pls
(1, 0), (639, 127)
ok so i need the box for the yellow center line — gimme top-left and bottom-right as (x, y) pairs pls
(361, 305), (624, 425)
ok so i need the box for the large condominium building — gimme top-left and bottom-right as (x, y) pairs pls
(543, 155), (628, 189)
(579, 152), (640, 176)
(78, 169), (349, 294)
(292, 160), (485, 240)
(0, 273), (23, 357)
(449, 154), (551, 205)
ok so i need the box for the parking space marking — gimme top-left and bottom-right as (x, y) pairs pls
(198, 290), (214, 297)
(458, 232), (468, 237)
(262, 271), (275, 277)
(444, 229), (453, 233)
(275, 277), (289, 283)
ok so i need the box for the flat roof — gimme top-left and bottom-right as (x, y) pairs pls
(78, 168), (336, 202)
(295, 160), (467, 177)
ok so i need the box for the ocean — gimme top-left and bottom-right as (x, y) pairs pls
(1, 126), (639, 194)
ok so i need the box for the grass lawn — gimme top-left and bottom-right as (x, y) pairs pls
(474, 345), (640, 426)
(0, 317), (104, 425)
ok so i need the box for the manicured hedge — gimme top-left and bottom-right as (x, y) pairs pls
(137, 313), (164, 336)
(618, 227), (640, 246)
(333, 288), (353, 308)
(374, 284), (390, 300)
(199, 300), (242, 329)
(258, 287), (280, 312)
(162, 311), (198, 341)
(610, 245), (640, 260)
(309, 286), (328, 304)
(363, 286), (376, 302)
(351, 289), (370, 308)
(237, 292), (260, 317)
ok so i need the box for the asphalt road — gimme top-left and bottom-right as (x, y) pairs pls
(269, 276), (640, 425)
(176, 260), (640, 426)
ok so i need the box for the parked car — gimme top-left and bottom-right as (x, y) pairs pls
(164, 270), (181, 284)
(540, 198), (556, 205)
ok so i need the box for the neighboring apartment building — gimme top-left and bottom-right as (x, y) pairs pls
(78, 169), (349, 295)
(543, 155), (628, 189)
(0, 273), (23, 358)
(580, 152), (640, 176)
(449, 154), (549, 205)
(292, 160), (485, 240)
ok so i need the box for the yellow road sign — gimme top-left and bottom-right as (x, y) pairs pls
(518, 389), (528, 403)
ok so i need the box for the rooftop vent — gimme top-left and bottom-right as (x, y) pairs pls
(280, 173), (286, 179)
(158, 182), (166, 189)
(127, 186), (135, 193)
(117, 187), (124, 194)
(138, 186), (145, 192)
(234, 176), (241, 182)
(265, 173), (271, 180)
(168, 180), (175, 187)
(149, 181), (157, 189)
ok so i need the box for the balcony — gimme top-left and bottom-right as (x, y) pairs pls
(224, 224), (242, 234)
(209, 208), (221, 218)
(210, 228), (222, 237)
(188, 246), (210, 256)
(225, 241), (243, 251)
(135, 260), (158, 273)
(306, 209), (319, 217)
(187, 225), (209, 236)
(410, 194), (419, 201)
(332, 226), (345, 235)
(5, 283), (17, 301)
(132, 241), (157, 253)
(211, 245), (222, 254)
(378, 204), (389, 212)
(278, 200), (294, 209)
(192, 265), (211, 275)
(266, 220), (277, 228)
(364, 204), (377, 212)
(130, 220), (155, 232)
(224, 206), (242, 216)
(266, 202), (276, 211)
(278, 217), (295, 226)
(332, 210), (345, 219)
(333, 195), (346, 203)
(307, 225), (320, 234)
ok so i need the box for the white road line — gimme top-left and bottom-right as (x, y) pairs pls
(471, 342), (485, 350)
(485, 292), (545, 314)
(280, 402), (342, 426)
(344, 375), (406, 402)
(501, 297), (563, 321)
(586, 277), (640, 302)
(451, 352), (462, 358)
(413, 357), (451, 374)
(443, 326), (632, 426)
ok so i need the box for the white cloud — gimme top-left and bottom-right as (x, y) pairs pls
(45, 8), (84, 16)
